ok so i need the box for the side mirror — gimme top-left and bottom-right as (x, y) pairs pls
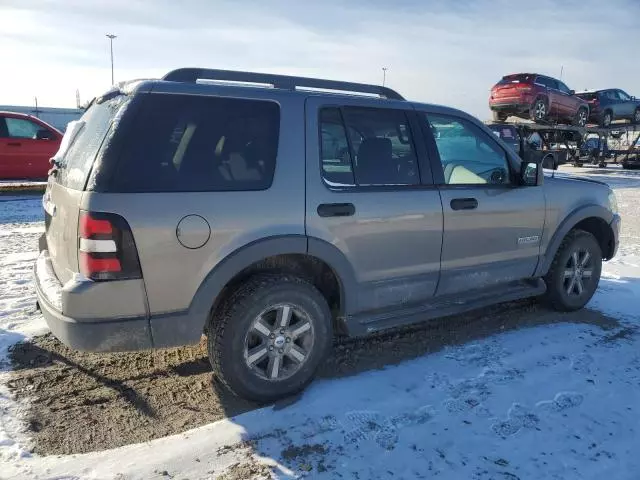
(35, 129), (54, 140)
(520, 161), (540, 186)
(569, 89), (575, 95)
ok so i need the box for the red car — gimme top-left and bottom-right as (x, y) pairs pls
(489, 73), (589, 127)
(0, 111), (63, 180)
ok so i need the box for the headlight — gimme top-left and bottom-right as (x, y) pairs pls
(608, 191), (618, 214)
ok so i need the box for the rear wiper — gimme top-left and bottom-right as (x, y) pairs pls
(48, 157), (62, 177)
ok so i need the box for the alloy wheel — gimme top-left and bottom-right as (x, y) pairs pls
(563, 249), (594, 297)
(243, 303), (314, 381)
(603, 113), (612, 127)
(578, 109), (588, 127)
(535, 101), (546, 120)
(634, 110), (640, 123)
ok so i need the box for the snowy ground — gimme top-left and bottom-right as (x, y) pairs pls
(1, 166), (640, 480)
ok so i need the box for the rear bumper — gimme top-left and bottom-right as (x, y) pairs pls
(489, 102), (530, 114)
(34, 250), (153, 352)
(34, 250), (204, 352)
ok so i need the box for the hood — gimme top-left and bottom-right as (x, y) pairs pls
(544, 171), (609, 188)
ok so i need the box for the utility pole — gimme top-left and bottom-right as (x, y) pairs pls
(382, 67), (388, 87)
(106, 34), (117, 85)
(560, 65), (564, 80)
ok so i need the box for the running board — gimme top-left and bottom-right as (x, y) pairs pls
(347, 278), (546, 336)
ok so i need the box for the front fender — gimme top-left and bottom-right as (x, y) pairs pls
(535, 204), (614, 276)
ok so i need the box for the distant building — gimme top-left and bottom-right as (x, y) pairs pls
(0, 105), (83, 132)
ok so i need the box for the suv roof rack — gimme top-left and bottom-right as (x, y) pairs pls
(162, 68), (405, 101)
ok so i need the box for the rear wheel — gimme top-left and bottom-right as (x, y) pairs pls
(492, 111), (508, 122)
(543, 230), (602, 312)
(633, 109), (640, 125)
(208, 274), (332, 403)
(530, 98), (548, 123)
(600, 110), (612, 128)
(574, 107), (588, 127)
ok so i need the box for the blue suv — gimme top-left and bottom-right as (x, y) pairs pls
(577, 89), (640, 127)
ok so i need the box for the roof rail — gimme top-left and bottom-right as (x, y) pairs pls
(161, 68), (405, 101)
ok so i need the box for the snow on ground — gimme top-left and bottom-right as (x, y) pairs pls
(1, 166), (639, 479)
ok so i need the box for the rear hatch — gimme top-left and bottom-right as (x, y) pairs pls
(44, 93), (130, 285)
(491, 74), (534, 100)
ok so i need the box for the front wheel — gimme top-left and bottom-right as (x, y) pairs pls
(208, 275), (332, 403)
(543, 230), (602, 312)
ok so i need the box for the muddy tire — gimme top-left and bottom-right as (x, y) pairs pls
(543, 230), (602, 312)
(207, 274), (332, 403)
(530, 97), (548, 123)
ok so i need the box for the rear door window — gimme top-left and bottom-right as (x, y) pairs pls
(111, 94), (280, 192)
(58, 95), (129, 190)
(318, 106), (420, 187)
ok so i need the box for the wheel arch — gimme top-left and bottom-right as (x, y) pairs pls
(151, 235), (359, 347)
(536, 205), (615, 276)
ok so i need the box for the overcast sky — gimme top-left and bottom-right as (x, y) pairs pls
(1, 0), (639, 119)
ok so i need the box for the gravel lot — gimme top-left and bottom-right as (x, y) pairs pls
(5, 165), (639, 456)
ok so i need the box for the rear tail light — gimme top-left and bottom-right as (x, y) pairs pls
(78, 211), (142, 281)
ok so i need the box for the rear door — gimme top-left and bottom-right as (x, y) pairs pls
(535, 76), (560, 117)
(45, 96), (128, 284)
(305, 96), (443, 316)
(556, 80), (579, 118)
(417, 108), (545, 296)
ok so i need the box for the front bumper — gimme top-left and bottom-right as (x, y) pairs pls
(34, 250), (153, 352)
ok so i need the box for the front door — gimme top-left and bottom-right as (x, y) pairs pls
(305, 96), (443, 316)
(615, 90), (635, 118)
(418, 109), (546, 296)
(1, 116), (54, 179)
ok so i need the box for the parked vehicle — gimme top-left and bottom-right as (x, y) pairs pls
(576, 89), (640, 127)
(489, 73), (589, 127)
(0, 112), (62, 180)
(35, 69), (620, 402)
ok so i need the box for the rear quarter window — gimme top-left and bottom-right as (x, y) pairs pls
(110, 94), (280, 193)
(58, 95), (129, 190)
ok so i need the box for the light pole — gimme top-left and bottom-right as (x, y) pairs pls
(106, 34), (117, 85)
(382, 67), (388, 87)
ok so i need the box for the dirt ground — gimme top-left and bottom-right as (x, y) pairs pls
(7, 299), (619, 456)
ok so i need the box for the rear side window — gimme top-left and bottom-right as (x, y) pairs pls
(58, 95), (129, 190)
(111, 94), (280, 192)
(318, 106), (419, 187)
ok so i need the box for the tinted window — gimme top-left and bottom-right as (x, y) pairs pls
(112, 94), (280, 192)
(5, 118), (41, 138)
(557, 81), (571, 94)
(58, 95), (129, 190)
(536, 76), (558, 89)
(319, 107), (419, 187)
(319, 108), (355, 186)
(426, 114), (510, 185)
(498, 74), (534, 85)
(605, 90), (618, 101)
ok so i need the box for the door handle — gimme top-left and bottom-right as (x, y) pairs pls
(317, 203), (356, 217)
(7, 142), (21, 147)
(450, 198), (478, 210)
